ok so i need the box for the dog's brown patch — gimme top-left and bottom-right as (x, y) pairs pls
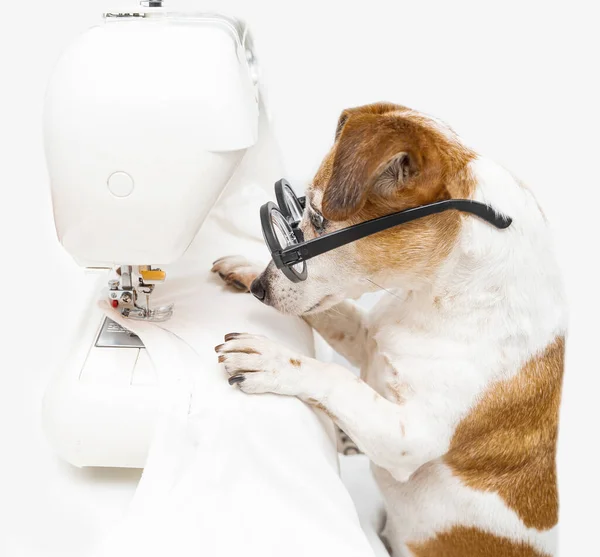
(310, 103), (477, 280)
(319, 103), (476, 220)
(289, 358), (302, 367)
(334, 102), (410, 139)
(408, 526), (550, 557)
(445, 337), (565, 530)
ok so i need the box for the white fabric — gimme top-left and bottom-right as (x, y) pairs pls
(340, 455), (388, 555)
(92, 109), (378, 557)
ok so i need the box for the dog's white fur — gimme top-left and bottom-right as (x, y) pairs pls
(213, 114), (566, 556)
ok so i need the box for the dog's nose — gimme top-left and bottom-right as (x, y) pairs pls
(250, 278), (266, 301)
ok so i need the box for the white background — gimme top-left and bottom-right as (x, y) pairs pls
(1, 0), (598, 555)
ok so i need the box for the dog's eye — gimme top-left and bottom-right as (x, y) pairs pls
(310, 210), (325, 233)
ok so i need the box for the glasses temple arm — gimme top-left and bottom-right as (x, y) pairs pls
(280, 199), (511, 265)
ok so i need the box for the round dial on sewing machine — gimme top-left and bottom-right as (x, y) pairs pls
(107, 172), (135, 198)
(44, 11), (259, 267)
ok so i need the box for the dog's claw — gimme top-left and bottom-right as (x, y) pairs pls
(224, 332), (242, 341)
(228, 374), (246, 385)
(232, 279), (247, 291)
(211, 255), (262, 294)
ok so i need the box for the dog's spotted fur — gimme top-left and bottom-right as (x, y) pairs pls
(212, 103), (566, 556)
(446, 337), (564, 531)
(408, 526), (551, 557)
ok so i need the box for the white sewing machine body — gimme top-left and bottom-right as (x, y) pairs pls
(43, 2), (260, 467)
(43, 272), (160, 468)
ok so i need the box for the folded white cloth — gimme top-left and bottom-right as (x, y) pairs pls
(92, 110), (382, 557)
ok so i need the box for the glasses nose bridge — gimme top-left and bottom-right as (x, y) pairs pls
(291, 222), (304, 243)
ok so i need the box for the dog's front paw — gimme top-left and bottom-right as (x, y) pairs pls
(211, 255), (263, 292)
(215, 333), (308, 396)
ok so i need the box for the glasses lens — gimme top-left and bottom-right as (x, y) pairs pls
(282, 184), (303, 222)
(271, 209), (305, 275)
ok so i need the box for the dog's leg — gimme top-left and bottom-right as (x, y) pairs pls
(212, 258), (369, 366)
(303, 301), (368, 368)
(211, 255), (263, 292)
(216, 333), (443, 482)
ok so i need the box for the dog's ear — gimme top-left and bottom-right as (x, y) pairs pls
(334, 102), (402, 141)
(322, 114), (420, 221)
(334, 110), (351, 140)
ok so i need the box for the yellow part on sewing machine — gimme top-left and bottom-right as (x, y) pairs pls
(140, 269), (166, 282)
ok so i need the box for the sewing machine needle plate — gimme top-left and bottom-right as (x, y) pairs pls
(95, 316), (145, 348)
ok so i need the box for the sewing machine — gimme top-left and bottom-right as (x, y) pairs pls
(42, 1), (260, 468)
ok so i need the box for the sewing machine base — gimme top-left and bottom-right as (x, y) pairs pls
(42, 274), (160, 469)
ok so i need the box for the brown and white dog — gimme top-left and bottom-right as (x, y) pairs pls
(212, 103), (566, 557)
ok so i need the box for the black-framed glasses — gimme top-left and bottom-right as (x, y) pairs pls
(260, 179), (513, 283)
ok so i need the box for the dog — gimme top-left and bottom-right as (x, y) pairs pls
(211, 103), (566, 557)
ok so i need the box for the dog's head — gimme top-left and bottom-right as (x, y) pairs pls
(252, 102), (477, 315)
